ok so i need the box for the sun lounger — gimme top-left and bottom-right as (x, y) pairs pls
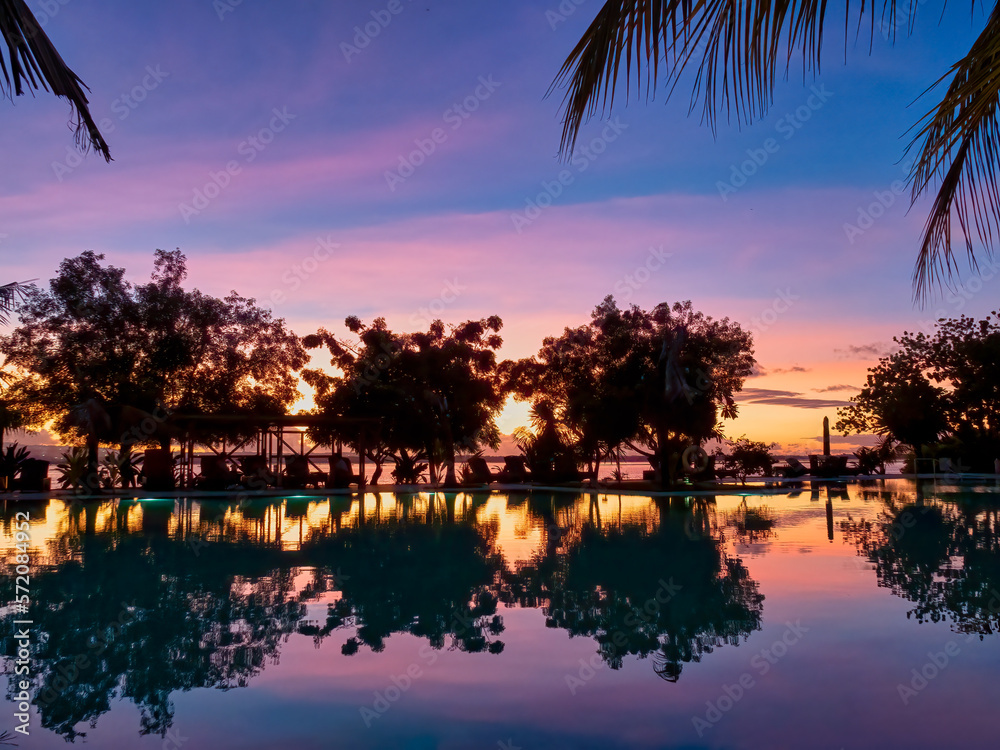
(465, 456), (499, 484)
(284, 456), (327, 489)
(782, 457), (808, 478)
(809, 455), (848, 478)
(500, 456), (529, 483)
(327, 455), (359, 489)
(196, 455), (241, 490)
(18, 459), (49, 492)
(239, 455), (277, 489)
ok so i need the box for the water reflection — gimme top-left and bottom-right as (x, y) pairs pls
(841, 482), (1000, 636)
(10, 482), (1000, 744)
(502, 497), (764, 681)
(1, 492), (769, 740)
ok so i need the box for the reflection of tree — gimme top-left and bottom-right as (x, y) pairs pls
(1, 492), (767, 741)
(724, 501), (777, 546)
(841, 493), (1000, 635)
(0, 500), (507, 741)
(501, 500), (764, 680)
(3, 533), (301, 741)
(297, 519), (506, 655)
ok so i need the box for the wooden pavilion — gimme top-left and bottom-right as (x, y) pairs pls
(167, 414), (380, 490)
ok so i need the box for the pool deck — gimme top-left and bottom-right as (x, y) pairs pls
(2, 472), (999, 503)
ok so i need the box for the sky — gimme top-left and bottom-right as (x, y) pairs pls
(1, 0), (998, 454)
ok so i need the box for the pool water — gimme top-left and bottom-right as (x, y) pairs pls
(3, 479), (1000, 749)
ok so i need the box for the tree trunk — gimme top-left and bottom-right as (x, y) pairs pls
(368, 454), (383, 486)
(85, 433), (101, 494)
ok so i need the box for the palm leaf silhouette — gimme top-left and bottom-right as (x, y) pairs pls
(0, 0), (110, 159)
(552, 0), (1000, 297)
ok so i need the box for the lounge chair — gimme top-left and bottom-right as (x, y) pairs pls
(809, 455), (848, 479)
(500, 456), (530, 483)
(327, 454), (359, 489)
(284, 456), (327, 489)
(465, 456), (499, 484)
(239, 455), (277, 489)
(782, 457), (808, 478)
(141, 449), (175, 491)
(18, 459), (49, 492)
(195, 455), (240, 490)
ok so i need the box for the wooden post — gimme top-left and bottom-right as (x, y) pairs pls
(276, 425), (284, 488)
(358, 427), (367, 491)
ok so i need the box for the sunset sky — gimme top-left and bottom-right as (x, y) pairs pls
(2, 0), (998, 453)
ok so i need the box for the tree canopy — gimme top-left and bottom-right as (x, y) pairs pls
(0, 249), (307, 448)
(510, 297), (755, 484)
(836, 350), (950, 456)
(304, 315), (505, 485)
(837, 312), (1000, 467)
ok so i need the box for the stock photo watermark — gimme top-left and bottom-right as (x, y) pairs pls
(359, 644), (439, 727)
(51, 64), (170, 182)
(359, 598), (495, 727)
(32, 0), (72, 26)
(546, 0), (590, 29)
(178, 106), (296, 223)
(716, 85), (833, 201)
(509, 117), (628, 232)
(565, 577), (682, 694)
(910, 255), (1000, 335)
(213, 0), (244, 21)
(385, 75), (502, 191)
(10, 511), (32, 737)
(692, 620), (809, 736)
(410, 279), (466, 327)
(269, 235), (341, 305)
(842, 181), (907, 244)
(748, 288), (799, 335)
(612, 245), (673, 300)
(344, 279), (466, 394)
(341, 0), (415, 62)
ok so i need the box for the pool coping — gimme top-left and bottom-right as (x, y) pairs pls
(2, 472), (998, 502)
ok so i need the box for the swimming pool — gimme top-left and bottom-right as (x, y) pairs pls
(3, 479), (999, 748)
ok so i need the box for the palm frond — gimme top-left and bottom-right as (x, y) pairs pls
(552, 0), (917, 154)
(909, 2), (1000, 300)
(0, 0), (110, 160)
(0, 280), (34, 325)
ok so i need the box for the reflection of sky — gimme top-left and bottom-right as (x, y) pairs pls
(5, 481), (1000, 748)
(3, 1), (998, 450)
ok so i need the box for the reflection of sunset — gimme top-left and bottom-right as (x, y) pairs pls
(4, 480), (1000, 748)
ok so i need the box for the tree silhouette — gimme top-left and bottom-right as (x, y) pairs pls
(0, 5), (109, 159)
(839, 313), (1000, 469)
(842, 491), (1000, 635)
(509, 298), (754, 486)
(2, 521), (303, 740)
(305, 316), (505, 484)
(0, 496), (510, 740)
(502, 498), (764, 680)
(0, 250), (307, 475)
(297, 518), (507, 655)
